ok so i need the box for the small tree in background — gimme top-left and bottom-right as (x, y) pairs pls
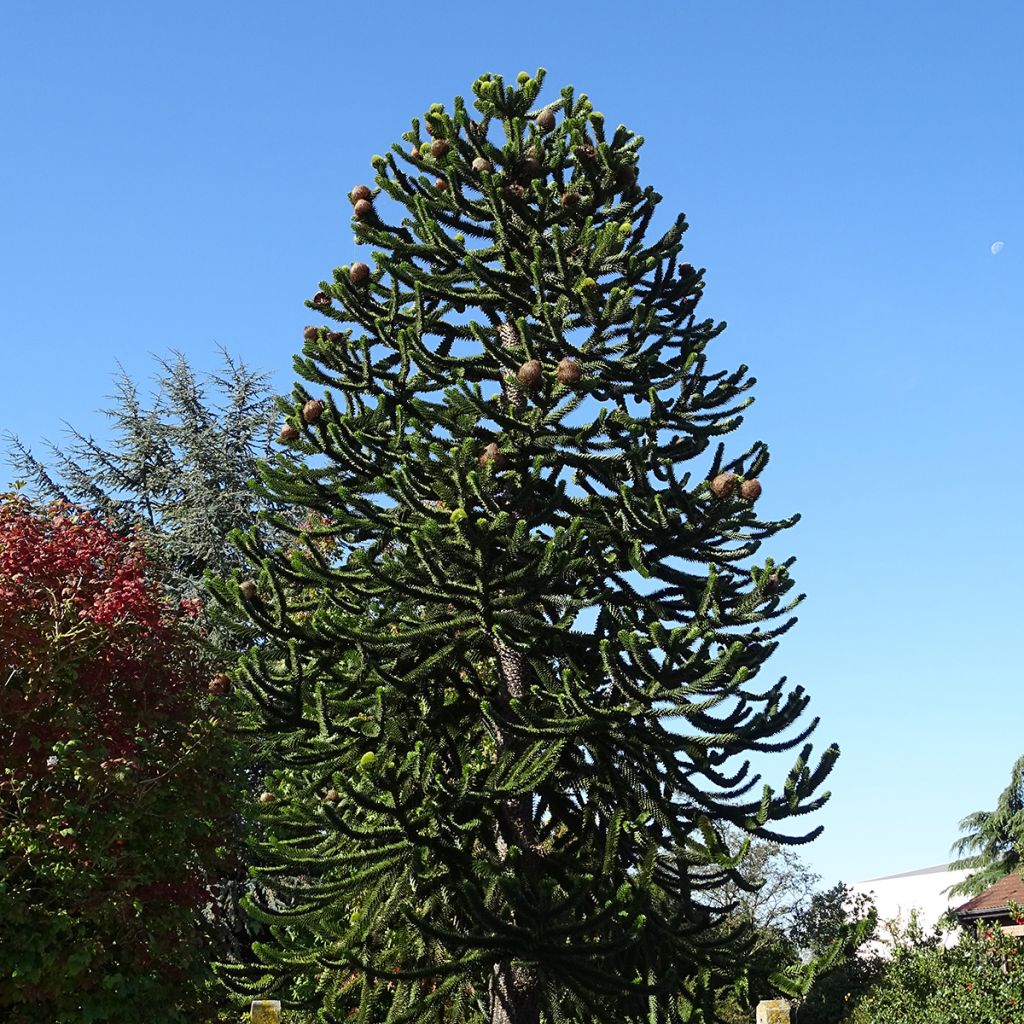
(785, 884), (880, 1024)
(5, 347), (294, 641)
(212, 69), (839, 1024)
(4, 348), (304, 971)
(949, 754), (1024, 897)
(0, 494), (242, 1023)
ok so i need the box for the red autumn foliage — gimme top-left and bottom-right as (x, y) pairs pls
(0, 493), (242, 1023)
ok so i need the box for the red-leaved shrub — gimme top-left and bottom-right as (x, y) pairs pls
(0, 493), (242, 1023)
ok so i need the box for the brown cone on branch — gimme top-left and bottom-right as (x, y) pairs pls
(258, 791), (276, 805)
(279, 424), (299, 443)
(409, 146), (420, 159)
(616, 165), (637, 191)
(312, 291), (331, 306)
(710, 473), (737, 499)
(576, 142), (597, 161)
(349, 262), (370, 285)
(239, 579), (259, 600)
(561, 191), (580, 207)
(323, 788), (339, 803)
(430, 138), (450, 158)
(350, 184), (372, 203)
(472, 156), (493, 173)
(521, 156), (542, 179)
(516, 359), (543, 390)
(536, 108), (556, 133)
(208, 673), (232, 696)
(433, 177), (448, 191)
(739, 478), (762, 502)
(302, 399), (325, 424)
(507, 183), (526, 199)
(556, 358), (582, 386)
(478, 443), (505, 469)
(353, 198), (374, 220)
(303, 325), (319, 341)
(680, 262), (695, 278)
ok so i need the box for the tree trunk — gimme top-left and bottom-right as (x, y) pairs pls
(487, 322), (542, 1024)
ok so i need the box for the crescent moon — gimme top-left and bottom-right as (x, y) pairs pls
(991, 241), (1005, 255)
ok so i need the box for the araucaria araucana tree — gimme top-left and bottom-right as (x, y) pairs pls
(212, 69), (838, 1024)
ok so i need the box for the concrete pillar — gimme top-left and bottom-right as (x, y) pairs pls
(251, 1000), (282, 1023)
(755, 999), (791, 1024)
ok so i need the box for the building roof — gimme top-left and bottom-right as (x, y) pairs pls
(954, 872), (1024, 919)
(859, 863), (955, 882)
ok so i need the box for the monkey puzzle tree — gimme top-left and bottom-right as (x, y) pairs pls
(212, 69), (838, 1024)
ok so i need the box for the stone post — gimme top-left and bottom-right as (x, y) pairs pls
(251, 1000), (282, 1023)
(755, 999), (791, 1024)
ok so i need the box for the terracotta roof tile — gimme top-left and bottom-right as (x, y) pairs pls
(955, 873), (1024, 917)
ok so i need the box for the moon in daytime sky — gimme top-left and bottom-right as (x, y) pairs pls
(991, 241), (1005, 255)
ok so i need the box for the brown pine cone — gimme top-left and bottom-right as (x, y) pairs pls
(430, 138), (450, 158)
(521, 156), (542, 179)
(349, 262), (370, 285)
(576, 143), (597, 161)
(556, 357), (582, 385)
(537, 108), (556, 132)
(616, 165), (637, 191)
(350, 184), (372, 202)
(709, 473), (737, 499)
(258, 791), (276, 804)
(239, 579), (259, 600)
(478, 443), (505, 469)
(208, 673), (232, 696)
(561, 191), (580, 207)
(278, 424), (299, 443)
(323, 788), (339, 803)
(312, 291), (331, 306)
(353, 198), (374, 219)
(303, 325), (319, 341)
(739, 478), (762, 502)
(472, 156), (493, 173)
(507, 183), (526, 199)
(516, 359), (543, 389)
(433, 177), (448, 191)
(302, 399), (325, 424)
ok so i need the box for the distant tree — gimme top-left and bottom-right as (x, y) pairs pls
(949, 755), (1024, 897)
(4, 347), (295, 645)
(787, 883), (881, 1024)
(704, 840), (879, 1023)
(4, 349), (302, 977)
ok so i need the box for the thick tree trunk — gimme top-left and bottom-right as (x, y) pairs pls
(487, 322), (541, 1024)
(490, 639), (542, 1024)
(490, 959), (541, 1024)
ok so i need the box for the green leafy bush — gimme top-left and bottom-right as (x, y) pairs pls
(852, 912), (1024, 1024)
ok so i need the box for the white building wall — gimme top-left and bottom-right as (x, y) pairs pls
(849, 863), (972, 953)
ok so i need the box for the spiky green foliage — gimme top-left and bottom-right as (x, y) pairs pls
(949, 755), (1024, 897)
(4, 348), (294, 635)
(210, 69), (838, 1024)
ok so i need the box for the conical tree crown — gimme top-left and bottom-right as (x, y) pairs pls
(212, 69), (838, 1024)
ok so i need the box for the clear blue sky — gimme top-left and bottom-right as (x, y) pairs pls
(2, 1), (1021, 888)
